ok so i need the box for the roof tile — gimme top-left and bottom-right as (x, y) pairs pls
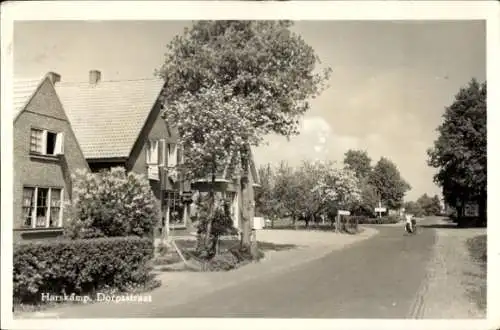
(56, 78), (165, 159)
(13, 77), (44, 120)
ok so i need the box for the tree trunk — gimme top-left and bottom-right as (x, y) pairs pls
(240, 147), (252, 251)
(271, 217), (275, 228)
(479, 191), (487, 227)
(204, 157), (217, 252)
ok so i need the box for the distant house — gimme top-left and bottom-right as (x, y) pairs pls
(13, 72), (90, 241)
(56, 70), (260, 234)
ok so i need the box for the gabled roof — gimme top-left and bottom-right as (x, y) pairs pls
(13, 76), (46, 120)
(56, 78), (165, 159)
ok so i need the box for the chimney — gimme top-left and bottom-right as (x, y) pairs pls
(47, 72), (61, 85)
(89, 70), (101, 85)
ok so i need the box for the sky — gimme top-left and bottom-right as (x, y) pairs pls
(13, 20), (486, 200)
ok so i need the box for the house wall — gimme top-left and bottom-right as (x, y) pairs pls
(127, 102), (185, 232)
(13, 78), (89, 241)
(127, 102), (176, 199)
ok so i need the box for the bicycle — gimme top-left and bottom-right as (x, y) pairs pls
(405, 219), (417, 235)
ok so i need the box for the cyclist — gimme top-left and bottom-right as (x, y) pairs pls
(405, 213), (415, 233)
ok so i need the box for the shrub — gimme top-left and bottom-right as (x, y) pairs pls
(64, 167), (159, 239)
(203, 246), (264, 271)
(204, 252), (240, 271)
(156, 242), (169, 256)
(13, 236), (155, 304)
(348, 216), (369, 224)
(354, 215), (400, 224)
(382, 215), (401, 224)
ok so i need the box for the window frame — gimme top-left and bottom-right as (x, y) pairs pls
(29, 127), (64, 157)
(163, 190), (186, 228)
(22, 186), (64, 229)
(146, 139), (160, 165)
(167, 143), (178, 167)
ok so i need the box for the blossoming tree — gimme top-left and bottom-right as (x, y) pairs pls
(157, 21), (331, 254)
(309, 161), (361, 229)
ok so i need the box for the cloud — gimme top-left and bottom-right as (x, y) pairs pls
(254, 116), (361, 166)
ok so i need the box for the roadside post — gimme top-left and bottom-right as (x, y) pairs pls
(337, 210), (351, 232)
(252, 217), (265, 256)
(374, 201), (386, 218)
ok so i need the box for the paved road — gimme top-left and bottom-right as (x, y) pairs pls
(147, 219), (436, 318)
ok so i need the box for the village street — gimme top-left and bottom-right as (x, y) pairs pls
(153, 219), (436, 318)
(21, 217), (485, 319)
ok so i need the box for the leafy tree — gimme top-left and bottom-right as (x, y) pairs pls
(368, 157), (411, 210)
(428, 79), (486, 222)
(430, 195), (442, 215)
(352, 179), (379, 216)
(415, 193), (442, 216)
(157, 20), (331, 253)
(273, 161), (303, 227)
(343, 149), (372, 180)
(343, 149), (378, 216)
(404, 201), (425, 218)
(310, 161), (361, 229)
(255, 164), (283, 227)
(295, 161), (330, 227)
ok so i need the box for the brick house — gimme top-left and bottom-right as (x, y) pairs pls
(56, 70), (260, 235)
(13, 72), (90, 241)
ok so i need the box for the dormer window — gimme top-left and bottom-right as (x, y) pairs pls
(30, 128), (64, 156)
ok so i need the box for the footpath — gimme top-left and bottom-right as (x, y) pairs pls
(419, 218), (486, 318)
(18, 227), (379, 318)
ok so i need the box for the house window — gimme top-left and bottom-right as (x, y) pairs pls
(30, 129), (44, 154)
(167, 143), (178, 167)
(146, 139), (164, 165)
(36, 188), (49, 227)
(30, 128), (64, 156)
(22, 187), (35, 227)
(22, 186), (64, 229)
(49, 189), (62, 227)
(164, 190), (184, 227)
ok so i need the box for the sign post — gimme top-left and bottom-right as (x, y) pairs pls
(338, 210), (350, 232)
(374, 201), (386, 218)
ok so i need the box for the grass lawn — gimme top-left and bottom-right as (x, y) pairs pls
(173, 238), (297, 253)
(466, 234), (487, 311)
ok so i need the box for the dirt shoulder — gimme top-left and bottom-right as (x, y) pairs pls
(420, 219), (486, 318)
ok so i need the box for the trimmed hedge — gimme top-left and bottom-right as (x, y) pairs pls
(351, 215), (400, 224)
(13, 236), (154, 304)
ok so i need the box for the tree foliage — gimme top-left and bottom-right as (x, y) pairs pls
(416, 194), (442, 216)
(255, 164), (283, 225)
(343, 149), (372, 180)
(352, 179), (379, 216)
(157, 20), (331, 250)
(427, 78), (486, 219)
(368, 157), (411, 210)
(256, 161), (361, 227)
(342, 149), (378, 216)
(404, 201), (425, 218)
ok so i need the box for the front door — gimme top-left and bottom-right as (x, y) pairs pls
(163, 190), (185, 229)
